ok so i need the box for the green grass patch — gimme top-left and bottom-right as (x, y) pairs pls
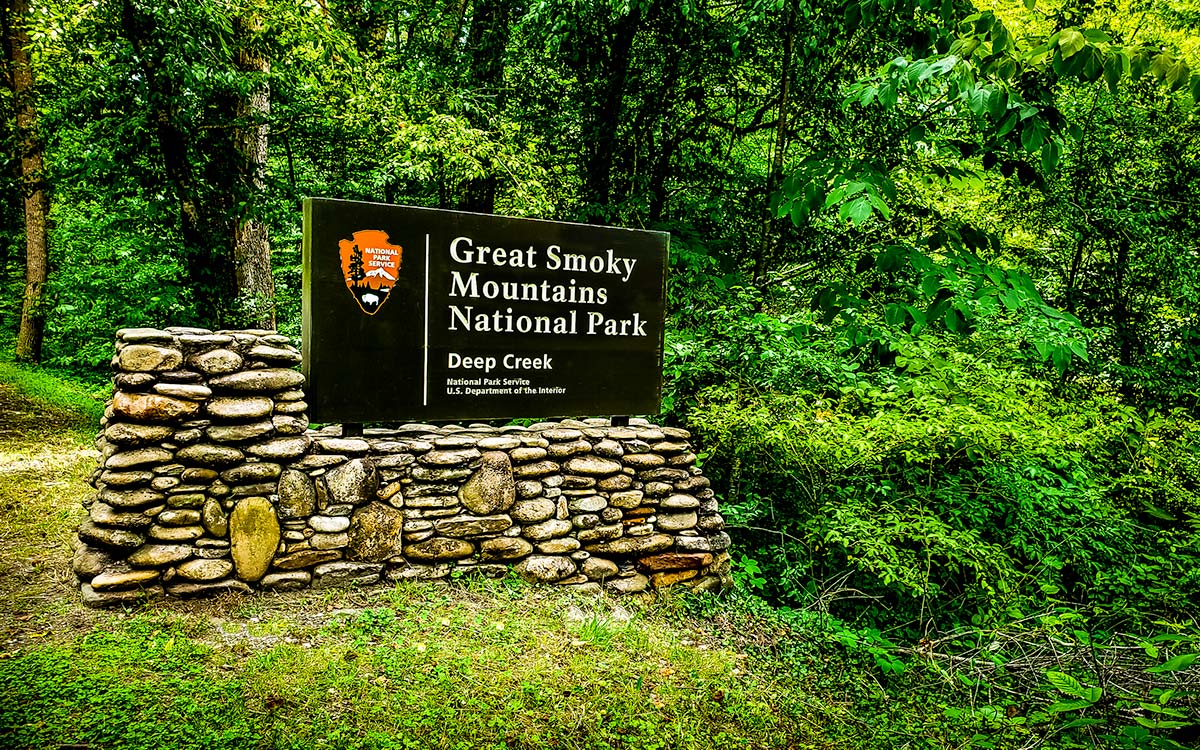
(0, 358), (108, 430)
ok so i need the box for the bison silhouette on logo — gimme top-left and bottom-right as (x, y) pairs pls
(339, 229), (403, 315)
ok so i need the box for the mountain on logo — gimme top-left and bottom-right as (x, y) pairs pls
(339, 229), (403, 315)
(365, 267), (396, 281)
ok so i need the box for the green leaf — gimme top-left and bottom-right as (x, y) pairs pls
(877, 244), (909, 272)
(1023, 0), (1035, 9)
(1130, 50), (1150, 80)
(1046, 671), (1086, 697)
(1146, 653), (1198, 674)
(1068, 340), (1089, 362)
(1057, 28), (1086, 59)
(843, 197), (873, 226)
(789, 199), (809, 226)
(989, 88), (1008, 120)
(1104, 53), (1122, 94)
(1191, 74), (1200, 107)
(996, 110), (1019, 137)
(1166, 60), (1190, 91)
(1021, 118), (1046, 153)
(1047, 700), (1092, 713)
(1041, 139), (1060, 172)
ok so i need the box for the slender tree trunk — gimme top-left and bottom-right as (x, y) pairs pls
(580, 7), (642, 222)
(7, 0), (48, 362)
(120, 0), (232, 325)
(463, 0), (512, 214)
(233, 8), (275, 328)
(754, 0), (797, 285)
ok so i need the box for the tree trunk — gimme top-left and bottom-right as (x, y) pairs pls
(7, 0), (48, 362)
(120, 0), (233, 325)
(233, 8), (275, 328)
(580, 7), (642, 222)
(754, 0), (797, 285)
(462, 0), (512, 214)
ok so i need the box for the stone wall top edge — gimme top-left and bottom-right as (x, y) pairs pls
(304, 419), (691, 446)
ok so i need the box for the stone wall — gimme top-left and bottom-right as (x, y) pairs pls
(73, 328), (731, 606)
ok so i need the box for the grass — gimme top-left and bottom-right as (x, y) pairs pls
(10, 360), (1179, 749)
(0, 363), (828, 750)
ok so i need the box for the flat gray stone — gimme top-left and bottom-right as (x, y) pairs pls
(261, 571), (311, 590)
(210, 369), (305, 392)
(176, 443), (245, 467)
(207, 420), (275, 443)
(584, 533), (674, 556)
(245, 437), (309, 459)
(206, 396), (273, 420)
(433, 514), (512, 537)
(127, 544), (194, 566)
(153, 383), (212, 400)
(105, 447), (174, 470)
(78, 521), (144, 550)
(312, 561), (383, 588)
(104, 423), (175, 445)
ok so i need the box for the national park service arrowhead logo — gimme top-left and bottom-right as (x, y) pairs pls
(340, 229), (402, 315)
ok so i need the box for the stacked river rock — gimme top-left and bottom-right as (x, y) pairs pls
(74, 328), (731, 606)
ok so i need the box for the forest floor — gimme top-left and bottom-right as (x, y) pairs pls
(0, 373), (882, 750)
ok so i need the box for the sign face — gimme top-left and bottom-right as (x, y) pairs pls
(302, 199), (669, 423)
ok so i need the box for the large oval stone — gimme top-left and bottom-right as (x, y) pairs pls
(176, 443), (245, 467)
(209, 369), (305, 392)
(229, 496), (280, 581)
(459, 451), (515, 514)
(514, 555), (577, 583)
(479, 537), (533, 561)
(117, 344), (183, 372)
(347, 502), (405, 562)
(510, 498), (556, 523)
(177, 558), (234, 581)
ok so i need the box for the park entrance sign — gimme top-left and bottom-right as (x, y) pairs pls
(302, 199), (669, 423)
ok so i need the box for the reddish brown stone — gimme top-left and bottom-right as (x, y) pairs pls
(650, 569), (699, 587)
(113, 392), (201, 422)
(636, 552), (713, 572)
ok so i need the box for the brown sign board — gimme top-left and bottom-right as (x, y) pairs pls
(302, 199), (669, 423)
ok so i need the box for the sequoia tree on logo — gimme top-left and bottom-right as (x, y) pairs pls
(339, 229), (403, 315)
